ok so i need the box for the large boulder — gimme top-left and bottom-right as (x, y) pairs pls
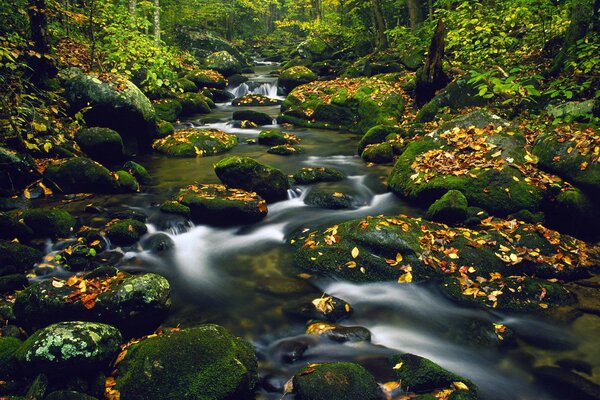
(106, 219), (148, 246)
(297, 37), (336, 62)
(214, 156), (290, 202)
(152, 99), (182, 123)
(178, 93), (212, 116)
(114, 325), (258, 400)
(20, 208), (76, 238)
(232, 110), (273, 126)
(292, 362), (380, 400)
(43, 157), (135, 194)
(0, 240), (42, 276)
(15, 321), (121, 375)
(178, 31), (248, 67)
(13, 272), (170, 335)
(174, 184), (268, 225)
(278, 66), (317, 93)
(75, 127), (124, 164)
(63, 72), (156, 154)
(152, 128), (237, 157)
(291, 214), (594, 311)
(258, 130), (300, 146)
(280, 75), (406, 133)
(185, 69), (227, 90)
(292, 167), (345, 185)
(0, 147), (39, 196)
(389, 111), (556, 216)
(425, 190), (469, 225)
(205, 51), (243, 77)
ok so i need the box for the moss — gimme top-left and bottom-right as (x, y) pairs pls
(160, 201), (191, 217)
(153, 99), (182, 123)
(425, 190), (468, 225)
(232, 94), (281, 107)
(0, 240), (43, 276)
(278, 66), (317, 91)
(153, 129), (238, 158)
(15, 321), (122, 375)
(358, 125), (402, 154)
(44, 157), (120, 194)
(178, 93), (211, 116)
(292, 167), (345, 185)
(361, 142), (394, 164)
(156, 120), (175, 138)
(115, 325), (257, 400)
(122, 161), (152, 185)
(114, 171), (140, 193)
(258, 130), (300, 146)
(0, 212), (33, 242)
(389, 353), (476, 394)
(232, 110), (273, 126)
(215, 156), (289, 202)
(106, 219), (147, 246)
(21, 208), (76, 238)
(305, 189), (354, 209)
(175, 78), (198, 93)
(0, 337), (22, 379)
(268, 144), (303, 155)
(204, 51), (243, 76)
(185, 69), (226, 89)
(293, 362), (380, 400)
(75, 127), (124, 164)
(0, 274), (29, 293)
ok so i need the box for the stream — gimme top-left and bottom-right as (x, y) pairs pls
(35, 61), (599, 400)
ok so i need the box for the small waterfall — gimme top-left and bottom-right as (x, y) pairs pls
(254, 82), (278, 98)
(228, 80), (280, 99)
(231, 83), (250, 98)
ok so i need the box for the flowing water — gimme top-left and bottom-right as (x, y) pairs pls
(37, 62), (599, 399)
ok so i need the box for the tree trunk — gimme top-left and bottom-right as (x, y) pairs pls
(415, 19), (449, 106)
(128, 0), (136, 17)
(153, 0), (160, 43)
(371, 0), (388, 51)
(407, 0), (423, 31)
(27, 0), (50, 54)
(549, 0), (595, 75)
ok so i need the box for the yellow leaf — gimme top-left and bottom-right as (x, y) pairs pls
(539, 303), (548, 309)
(345, 261), (357, 268)
(448, 253), (459, 259)
(345, 304), (351, 312)
(51, 280), (65, 288)
(23, 188), (31, 199)
(351, 247), (359, 258)
(397, 271), (412, 283)
(393, 362), (403, 370)
(453, 381), (469, 391)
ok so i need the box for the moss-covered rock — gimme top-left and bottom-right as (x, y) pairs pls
(114, 325), (257, 400)
(0, 212), (33, 242)
(425, 190), (469, 225)
(215, 156), (290, 202)
(21, 208), (76, 238)
(357, 124), (403, 154)
(174, 184), (268, 225)
(63, 73), (156, 153)
(122, 161), (152, 185)
(205, 51), (243, 77)
(13, 272), (170, 335)
(268, 144), (303, 155)
(178, 92), (212, 116)
(533, 127), (600, 195)
(306, 322), (371, 343)
(546, 187), (600, 239)
(114, 170), (140, 193)
(152, 128), (237, 158)
(0, 240), (42, 276)
(159, 201), (191, 217)
(292, 167), (345, 185)
(175, 77), (198, 93)
(0, 147), (39, 196)
(106, 219), (147, 246)
(280, 75), (406, 133)
(156, 120), (175, 138)
(0, 336), (22, 379)
(232, 94), (281, 107)
(389, 353), (476, 395)
(292, 362), (380, 400)
(258, 130), (300, 146)
(15, 321), (122, 375)
(152, 99), (182, 123)
(43, 157), (125, 194)
(305, 189), (355, 209)
(0, 274), (29, 293)
(232, 110), (273, 126)
(389, 111), (553, 216)
(291, 214), (591, 310)
(278, 66), (317, 92)
(361, 142), (394, 164)
(185, 69), (227, 90)
(296, 37), (334, 61)
(74, 127), (124, 164)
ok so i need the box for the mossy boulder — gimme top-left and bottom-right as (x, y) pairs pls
(114, 170), (140, 193)
(278, 66), (317, 93)
(425, 190), (469, 225)
(361, 142), (394, 164)
(389, 353), (476, 395)
(0, 147), (39, 196)
(156, 120), (175, 138)
(15, 321), (122, 375)
(152, 99), (183, 122)
(0, 212), (33, 242)
(280, 75), (406, 133)
(106, 219), (147, 246)
(0, 336), (22, 379)
(292, 167), (345, 185)
(389, 111), (552, 216)
(232, 110), (273, 126)
(305, 189), (355, 209)
(43, 157), (126, 194)
(122, 161), (152, 185)
(258, 130), (300, 146)
(0, 240), (42, 276)
(358, 124), (403, 154)
(0, 274), (29, 293)
(291, 214), (590, 310)
(183, 31), (249, 66)
(21, 208), (76, 238)
(75, 127), (124, 164)
(114, 324), (258, 400)
(533, 127), (600, 195)
(296, 37), (334, 61)
(292, 362), (380, 400)
(178, 93), (212, 115)
(186, 69), (227, 89)
(175, 77), (198, 93)
(306, 322), (371, 343)
(174, 184), (268, 225)
(205, 51), (243, 77)
(63, 73), (156, 153)
(160, 201), (191, 217)
(215, 156), (289, 202)
(268, 144), (303, 155)
(546, 187), (600, 239)
(209, 89), (235, 103)
(13, 272), (170, 335)
(232, 94), (281, 107)
(152, 128), (237, 158)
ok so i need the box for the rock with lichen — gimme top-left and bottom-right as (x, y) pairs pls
(153, 128), (238, 158)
